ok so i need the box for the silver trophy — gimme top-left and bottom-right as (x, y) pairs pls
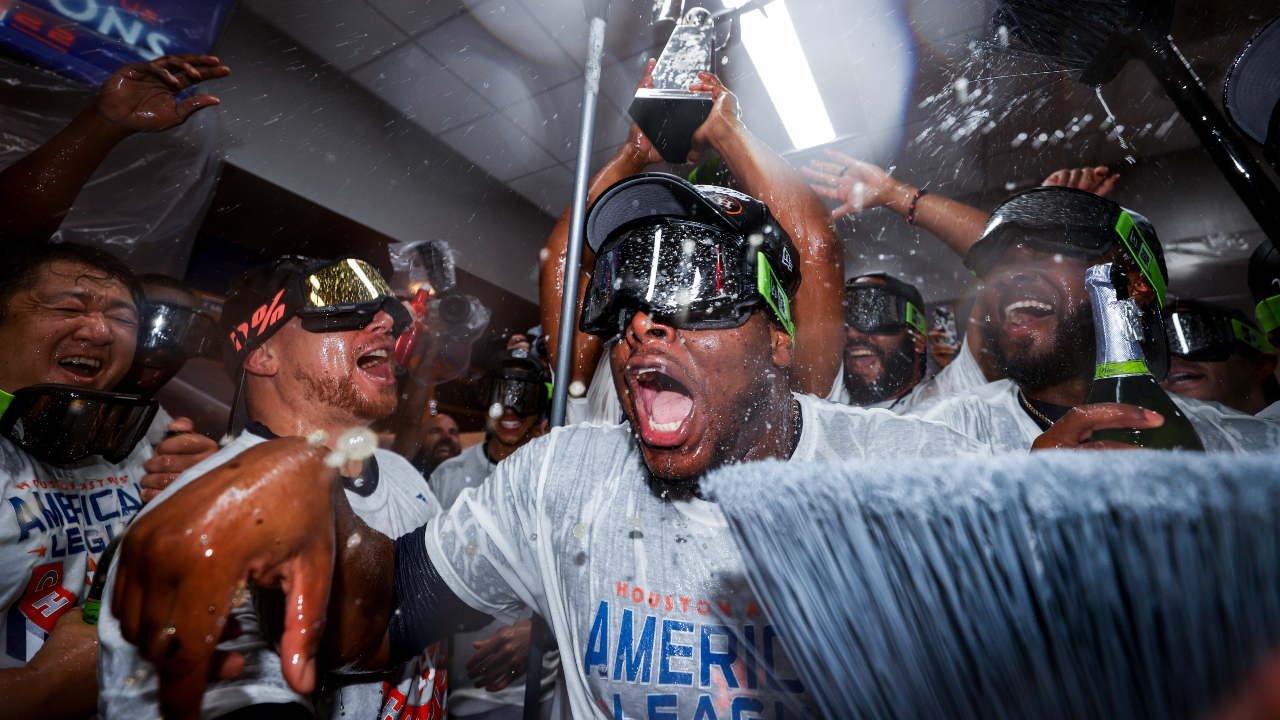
(628, 7), (715, 163)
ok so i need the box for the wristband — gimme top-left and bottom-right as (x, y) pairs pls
(906, 188), (928, 227)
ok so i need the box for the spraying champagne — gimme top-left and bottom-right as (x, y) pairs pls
(1083, 263), (1203, 450)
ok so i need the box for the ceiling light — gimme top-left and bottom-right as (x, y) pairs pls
(725, 0), (835, 150)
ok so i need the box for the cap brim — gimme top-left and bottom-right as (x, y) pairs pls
(585, 174), (738, 253)
(1225, 14), (1280, 145)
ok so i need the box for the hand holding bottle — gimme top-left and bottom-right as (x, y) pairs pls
(1032, 404), (1165, 450)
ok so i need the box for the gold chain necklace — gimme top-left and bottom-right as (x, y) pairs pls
(1018, 388), (1056, 428)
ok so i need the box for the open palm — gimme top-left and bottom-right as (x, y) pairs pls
(93, 54), (229, 133)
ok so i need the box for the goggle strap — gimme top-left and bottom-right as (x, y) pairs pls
(1114, 212), (1167, 306)
(1232, 318), (1275, 353)
(1257, 296), (1280, 334)
(905, 302), (927, 335)
(0, 389), (11, 419)
(756, 254), (795, 336)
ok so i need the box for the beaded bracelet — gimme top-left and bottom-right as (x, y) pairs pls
(906, 187), (928, 226)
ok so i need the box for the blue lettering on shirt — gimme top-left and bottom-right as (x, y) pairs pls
(700, 625), (738, 689)
(615, 608), (656, 684)
(8, 496), (46, 541)
(89, 489), (118, 522)
(648, 694), (677, 720)
(659, 620), (693, 686)
(584, 600), (609, 677)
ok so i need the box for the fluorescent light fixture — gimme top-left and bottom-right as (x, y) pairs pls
(725, 0), (835, 149)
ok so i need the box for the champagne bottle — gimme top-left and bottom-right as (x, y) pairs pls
(1083, 263), (1204, 450)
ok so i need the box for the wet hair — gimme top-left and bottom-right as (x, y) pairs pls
(136, 273), (196, 304)
(0, 243), (140, 320)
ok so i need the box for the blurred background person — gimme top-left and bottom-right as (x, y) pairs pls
(410, 412), (462, 476)
(833, 274), (930, 410)
(1161, 299), (1278, 415)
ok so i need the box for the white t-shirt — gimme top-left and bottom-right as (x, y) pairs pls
(906, 379), (1280, 454)
(1, 437), (150, 667)
(566, 354), (625, 427)
(1258, 401), (1280, 421)
(143, 406), (175, 449)
(97, 432), (445, 720)
(429, 441), (560, 717)
(826, 340), (991, 413)
(422, 393), (988, 720)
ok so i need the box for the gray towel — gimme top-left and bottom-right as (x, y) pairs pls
(705, 450), (1280, 720)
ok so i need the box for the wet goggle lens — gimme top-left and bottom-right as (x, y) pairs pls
(297, 259), (411, 335)
(1165, 310), (1272, 361)
(0, 385), (157, 465)
(137, 301), (218, 359)
(845, 285), (925, 336)
(580, 220), (793, 343)
(484, 378), (544, 418)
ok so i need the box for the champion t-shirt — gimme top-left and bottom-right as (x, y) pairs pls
(423, 393), (989, 719)
(0, 436), (150, 667)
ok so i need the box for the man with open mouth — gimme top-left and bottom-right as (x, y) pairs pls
(907, 187), (1280, 453)
(830, 273), (931, 410)
(1159, 299), (1278, 416)
(105, 173), (1013, 720)
(96, 256), (454, 720)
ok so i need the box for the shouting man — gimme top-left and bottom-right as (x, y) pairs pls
(833, 274), (930, 410)
(97, 256), (451, 720)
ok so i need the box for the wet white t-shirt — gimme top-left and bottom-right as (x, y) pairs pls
(1258, 401), (1280, 421)
(97, 432), (445, 720)
(428, 442), (560, 717)
(422, 393), (988, 720)
(907, 378), (1280, 453)
(566, 354), (625, 427)
(1, 438), (150, 667)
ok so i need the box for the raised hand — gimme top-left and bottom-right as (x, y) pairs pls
(801, 150), (902, 219)
(1031, 403), (1164, 450)
(1042, 166), (1119, 197)
(687, 71), (743, 164)
(113, 438), (339, 720)
(92, 54), (230, 134)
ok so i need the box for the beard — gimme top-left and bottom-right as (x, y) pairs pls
(982, 302), (1095, 392)
(294, 366), (396, 422)
(844, 335), (919, 405)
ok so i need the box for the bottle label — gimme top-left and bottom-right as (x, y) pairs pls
(83, 599), (100, 626)
(1114, 212), (1166, 306)
(1095, 360), (1151, 379)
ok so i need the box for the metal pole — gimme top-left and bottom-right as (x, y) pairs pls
(527, 10), (610, 720)
(549, 10), (609, 430)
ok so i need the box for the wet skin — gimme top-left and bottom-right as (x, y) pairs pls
(420, 414), (461, 465)
(0, 260), (138, 393)
(486, 409), (538, 463)
(609, 309), (798, 482)
(842, 275), (924, 403)
(1162, 352), (1276, 415)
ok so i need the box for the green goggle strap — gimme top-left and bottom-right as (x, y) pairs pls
(0, 389), (11, 418)
(1257, 296), (1280, 334)
(1114, 211), (1167, 307)
(904, 302), (927, 335)
(756, 254), (796, 337)
(1232, 318), (1275, 353)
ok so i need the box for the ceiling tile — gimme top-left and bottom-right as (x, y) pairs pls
(439, 113), (561, 181)
(421, 12), (578, 110)
(366, 0), (464, 36)
(501, 79), (631, 163)
(351, 45), (494, 134)
(507, 164), (575, 214)
(243, 0), (409, 73)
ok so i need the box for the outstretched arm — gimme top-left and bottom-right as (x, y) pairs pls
(0, 55), (228, 245)
(540, 60), (663, 391)
(687, 72), (845, 396)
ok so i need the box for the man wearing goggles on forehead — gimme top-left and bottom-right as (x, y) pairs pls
(908, 187), (1280, 452)
(427, 347), (558, 719)
(1160, 299), (1278, 416)
(831, 274), (931, 410)
(98, 256), (452, 720)
(0, 243), (212, 718)
(105, 171), (1005, 720)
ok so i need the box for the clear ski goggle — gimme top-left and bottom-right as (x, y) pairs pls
(580, 219), (794, 345)
(845, 284), (927, 336)
(298, 258), (411, 335)
(115, 301), (219, 395)
(1165, 309), (1273, 362)
(0, 385), (157, 465)
(483, 377), (546, 418)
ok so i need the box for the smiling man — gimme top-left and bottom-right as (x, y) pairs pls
(106, 172), (1008, 720)
(832, 274), (930, 409)
(95, 256), (449, 720)
(908, 187), (1280, 452)
(0, 242), (153, 719)
(1160, 299), (1278, 415)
